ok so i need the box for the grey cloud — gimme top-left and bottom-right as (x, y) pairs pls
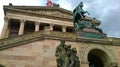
(100, 6), (120, 37)
(59, 0), (120, 38)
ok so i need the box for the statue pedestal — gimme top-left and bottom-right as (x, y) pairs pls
(77, 30), (107, 39)
(83, 27), (100, 33)
(76, 29), (109, 43)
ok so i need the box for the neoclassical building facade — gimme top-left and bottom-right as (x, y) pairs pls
(1, 5), (74, 38)
(0, 4), (120, 67)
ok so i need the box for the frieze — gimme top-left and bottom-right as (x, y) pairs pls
(35, 11), (72, 19)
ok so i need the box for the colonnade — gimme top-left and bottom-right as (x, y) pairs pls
(1, 17), (73, 39)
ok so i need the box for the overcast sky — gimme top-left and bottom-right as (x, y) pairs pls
(0, 0), (120, 38)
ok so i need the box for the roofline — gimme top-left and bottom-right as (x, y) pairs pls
(3, 5), (100, 25)
(3, 6), (72, 21)
(3, 5), (72, 15)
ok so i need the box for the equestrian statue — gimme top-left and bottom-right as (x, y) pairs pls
(73, 2), (90, 31)
(73, 2), (103, 34)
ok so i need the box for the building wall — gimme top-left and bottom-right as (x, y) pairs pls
(0, 39), (80, 67)
(0, 39), (120, 67)
(1, 6), (120, 67)
(112, 46), (120, 66)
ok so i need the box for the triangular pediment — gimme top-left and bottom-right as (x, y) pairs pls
(4, 6), (72, 20)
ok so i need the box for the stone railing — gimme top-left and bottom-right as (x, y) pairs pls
(0, 30), (119, 50)
(0, 31), (43, 50)
(47, 30), (76, 40)
(0, 30), (76, 50)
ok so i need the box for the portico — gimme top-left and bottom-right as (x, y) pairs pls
(1, 16), (74, 38)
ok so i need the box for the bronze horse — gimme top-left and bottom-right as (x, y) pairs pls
(73, 2), (90, 26)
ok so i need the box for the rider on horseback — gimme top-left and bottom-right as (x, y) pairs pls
(73, 2), (90, 31)
(73, 1), (90, 20)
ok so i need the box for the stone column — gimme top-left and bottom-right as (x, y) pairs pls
(1, 17), (10, 38)
(18, 19), (25, 35)
(81, 61), (89, 67)
(35, 22), (40, 32)
(62, 25), (66, 32)
(50, 24), (54, 31)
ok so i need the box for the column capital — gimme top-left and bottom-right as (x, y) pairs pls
(20, 19), (26, 22)
(62, 25), (66, 27)
(50, 23), (54, 26)
(35, 21), (41, 25)
(4, 16), (10, 21)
